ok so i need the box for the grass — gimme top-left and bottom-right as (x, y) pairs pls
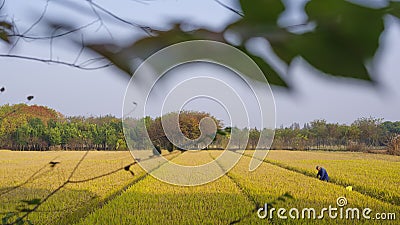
(1, 150), (399, 224)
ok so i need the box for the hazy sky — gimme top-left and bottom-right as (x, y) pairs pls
(0, 0), (399, 127)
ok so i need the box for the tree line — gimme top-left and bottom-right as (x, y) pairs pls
(125, 111), (400, 154)
(0, 104), (126, 150)
(1, 104), (400, 154)
(272, 118), (400, 152)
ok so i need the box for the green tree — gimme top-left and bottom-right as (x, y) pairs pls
(147, 111), (221, 151)
(310, 120), (328, 149)
(47, 127), (62, 147)
(352, 117), (383, 146)
(247, 128), (261, 150)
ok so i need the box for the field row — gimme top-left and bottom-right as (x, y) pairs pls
(0, 150), (179, 225)
(78, 150), (400, 224)
(244, 150), (400, 206)
(1, 150), (399, 224)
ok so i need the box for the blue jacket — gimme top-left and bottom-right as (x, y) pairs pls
(317, 167), (329, 181)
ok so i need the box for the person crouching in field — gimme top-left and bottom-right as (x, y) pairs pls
(316, 166), (329, 181)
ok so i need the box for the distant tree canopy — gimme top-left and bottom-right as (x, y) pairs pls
(0, 104), (126, 150)
(147, 111), (223, 151)
(1, 104), (400, 153)
(273, 118), (400, 152)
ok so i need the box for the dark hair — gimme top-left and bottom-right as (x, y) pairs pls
(316, 166), (320, 169)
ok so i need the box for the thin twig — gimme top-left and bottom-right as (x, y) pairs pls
(78, 57), (108, 68)
(86, 0), (153, 35)
(73, 35), (85, 65)
(87, 0), (114, 39)
(9, 19), (100, 40)
(214, 0), (243, 17)
(0, 0), (6, 11)
(0, 54), (113, 70)
(8, 0), (50, 53)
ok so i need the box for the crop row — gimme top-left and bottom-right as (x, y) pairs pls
(247, 150), (400, 206)
(78, 150), (400, 224)
(0, 150), (179, 225)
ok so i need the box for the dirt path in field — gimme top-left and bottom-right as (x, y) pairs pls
(235, 151), (400, 207)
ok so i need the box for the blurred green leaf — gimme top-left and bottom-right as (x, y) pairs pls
(0, 21), (12, 30)
(88, 25), (287, 86)
(88, 25), (224, 75)
(387, 1), (400, 18)
(85, 0), (390, 86)
(240, 0), (284, 24)
(237, 46), (287, 87)
(288, 31), (371, 80)
(0, 30), (9, 43)
(268, 31), (297, 64)
(306, 0), (384, 59)
(270, 0), (385, 80)
(0, 21), (12, 43)
(227, 0), (285, 44)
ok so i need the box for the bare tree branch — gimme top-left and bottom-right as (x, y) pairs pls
(8, 0), (50, 53)
(78, 56), (108, 68)
(87, 0), (114, 40)
(0, 0), (156, 76)
(0, 54), (113, 70)
(73, 35), (85, 65)
(85, 0), (153, 35)
(214, 0), (243, 17)
(0, 0), (5, 11)
(23, 0), (50, 35)
(8, 19), (100, 40)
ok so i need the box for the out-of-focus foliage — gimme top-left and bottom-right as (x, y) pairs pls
(1, 0), (399, 87)
(0, 21), (12, 43)
(86, 0), (400, 87)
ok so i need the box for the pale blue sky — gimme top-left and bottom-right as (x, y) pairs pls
(0, 0), (399, 127)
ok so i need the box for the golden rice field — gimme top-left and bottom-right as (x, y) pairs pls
(255, 150), (400, 205)
(0, 150), (399, 224)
